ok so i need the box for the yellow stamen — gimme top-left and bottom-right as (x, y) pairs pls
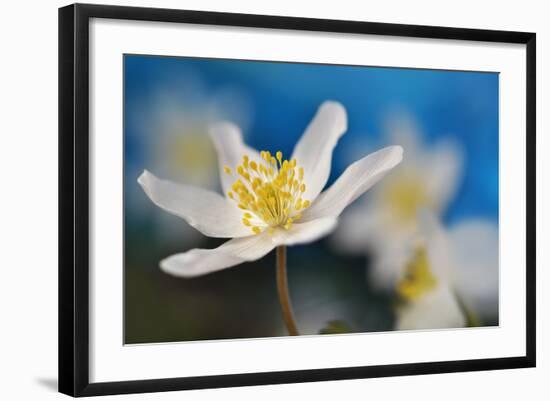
(224, 166), (232, 175)
(383, 172), (433, 223)
(284, 218), (293, 230)
(225, 150), (310, 235)
(396, 246), (437, 301)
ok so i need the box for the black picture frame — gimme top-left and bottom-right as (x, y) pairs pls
(59, 3), (536, 397)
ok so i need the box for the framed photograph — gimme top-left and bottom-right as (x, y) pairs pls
(58, 3), (536, 397)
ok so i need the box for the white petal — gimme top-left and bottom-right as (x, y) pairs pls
(208, 122), (262, 196)
(448, 220), (499, 321)
(385, 112), (422, 157)
(369, 228), (418, 290)
(417, 209), (454, 281)
(330, 206), (379, 254)
(160, 218), (337, 278)
(369, 209), (448, 292)
(302, 146), (403, 221)
(396, 284), (466, 331)
(424, 139), (463, 212)
(291, 101), (347, 202)
(271, 217), (338, 247)
(161, 233), (276, 278)
(385, 113), (463, 215)
(138, 170), (253, 238)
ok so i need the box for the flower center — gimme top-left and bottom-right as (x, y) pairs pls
(382, 172), (432, 223)
(396, 246), (437, 301)
(224, 151), (310, 235)
(168, 130), (216, 184)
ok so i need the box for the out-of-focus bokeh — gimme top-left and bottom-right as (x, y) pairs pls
(124, 55), (499, 344)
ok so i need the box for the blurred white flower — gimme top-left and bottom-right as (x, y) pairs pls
(332, 113), (463, 289)
(128, 76), (252, 246)
(148, 85), (252, 188)
(138, 101), (403, 278)
(395, 211), (498, 330)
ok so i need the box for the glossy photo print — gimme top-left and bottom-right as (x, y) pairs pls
(124, 55), (499, 344)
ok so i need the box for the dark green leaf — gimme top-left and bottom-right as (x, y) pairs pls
(319, 320), (352, 334)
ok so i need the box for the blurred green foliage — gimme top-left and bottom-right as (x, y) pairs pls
(124, 230), (395, 344)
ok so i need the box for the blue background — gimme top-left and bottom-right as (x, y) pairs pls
(125, 55), (499, 224)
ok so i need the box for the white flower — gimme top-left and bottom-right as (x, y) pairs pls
(332, 113), (463, 289)
(395, 211), (498, 330)
(138, 101), (403, 277)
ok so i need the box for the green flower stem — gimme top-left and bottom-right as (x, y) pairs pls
(276, 246), (299, 336)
